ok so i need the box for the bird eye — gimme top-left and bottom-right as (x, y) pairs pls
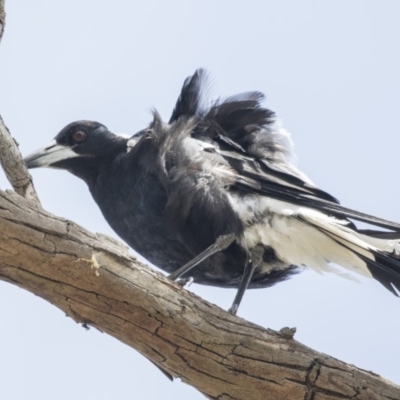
(72, 130), (87, 143)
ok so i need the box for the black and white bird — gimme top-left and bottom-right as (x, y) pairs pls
(24, 69), (400, 314)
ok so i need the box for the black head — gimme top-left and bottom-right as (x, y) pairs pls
(24, 120), (128, 183)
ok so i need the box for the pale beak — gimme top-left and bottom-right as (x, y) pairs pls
(24, 140), (79, 168)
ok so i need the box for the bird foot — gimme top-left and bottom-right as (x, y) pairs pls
(175, 277), (194, 287)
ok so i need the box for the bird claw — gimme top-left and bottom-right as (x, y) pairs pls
(175, 277), (194, 287)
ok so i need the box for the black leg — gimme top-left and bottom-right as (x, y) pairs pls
(168, 233), (236, 281)
(228, 245), (264, 315)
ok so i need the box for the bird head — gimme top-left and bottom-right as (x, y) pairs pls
(24, 120), (129, 182)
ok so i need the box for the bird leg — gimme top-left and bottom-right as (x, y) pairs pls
(228, 245), (264, 315)
(168, 233), (236, 281)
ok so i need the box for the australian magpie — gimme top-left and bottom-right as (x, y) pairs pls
(24, 69), (400, 314)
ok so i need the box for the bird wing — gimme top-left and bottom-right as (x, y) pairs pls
(218, 145), (400, 231)
(165, 69), (400, 233)
(127, 69), (400, 234)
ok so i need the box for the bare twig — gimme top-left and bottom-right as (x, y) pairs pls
(0, 1), (40, 203)
(0, 0), (5, 41)
(0, 116), (41, 203)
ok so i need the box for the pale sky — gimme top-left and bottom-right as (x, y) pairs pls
(1, 1), (400, 399)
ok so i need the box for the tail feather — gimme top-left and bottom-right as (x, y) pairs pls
(357, 229), (400, 240)
(299, 211), (400, 296)
(358, 252), (400, 296)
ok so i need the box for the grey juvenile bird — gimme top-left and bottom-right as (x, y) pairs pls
(24, 69), (400, 314)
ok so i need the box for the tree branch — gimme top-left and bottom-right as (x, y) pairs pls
(0, 185), (399, 399)
(0, 115), (41, 203)
(0, 0), (40, 204)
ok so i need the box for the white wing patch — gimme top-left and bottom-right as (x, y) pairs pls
(228, 195), (400, 279)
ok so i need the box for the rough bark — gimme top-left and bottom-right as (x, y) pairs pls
(0, 116), (41, 203)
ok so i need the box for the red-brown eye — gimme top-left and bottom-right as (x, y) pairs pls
(72, 130), (87, 143)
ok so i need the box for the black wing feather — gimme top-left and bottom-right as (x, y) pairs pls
(169, 70), (400, 233)
(230, 162), (400, 232)
(169, 69), (208, 123)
